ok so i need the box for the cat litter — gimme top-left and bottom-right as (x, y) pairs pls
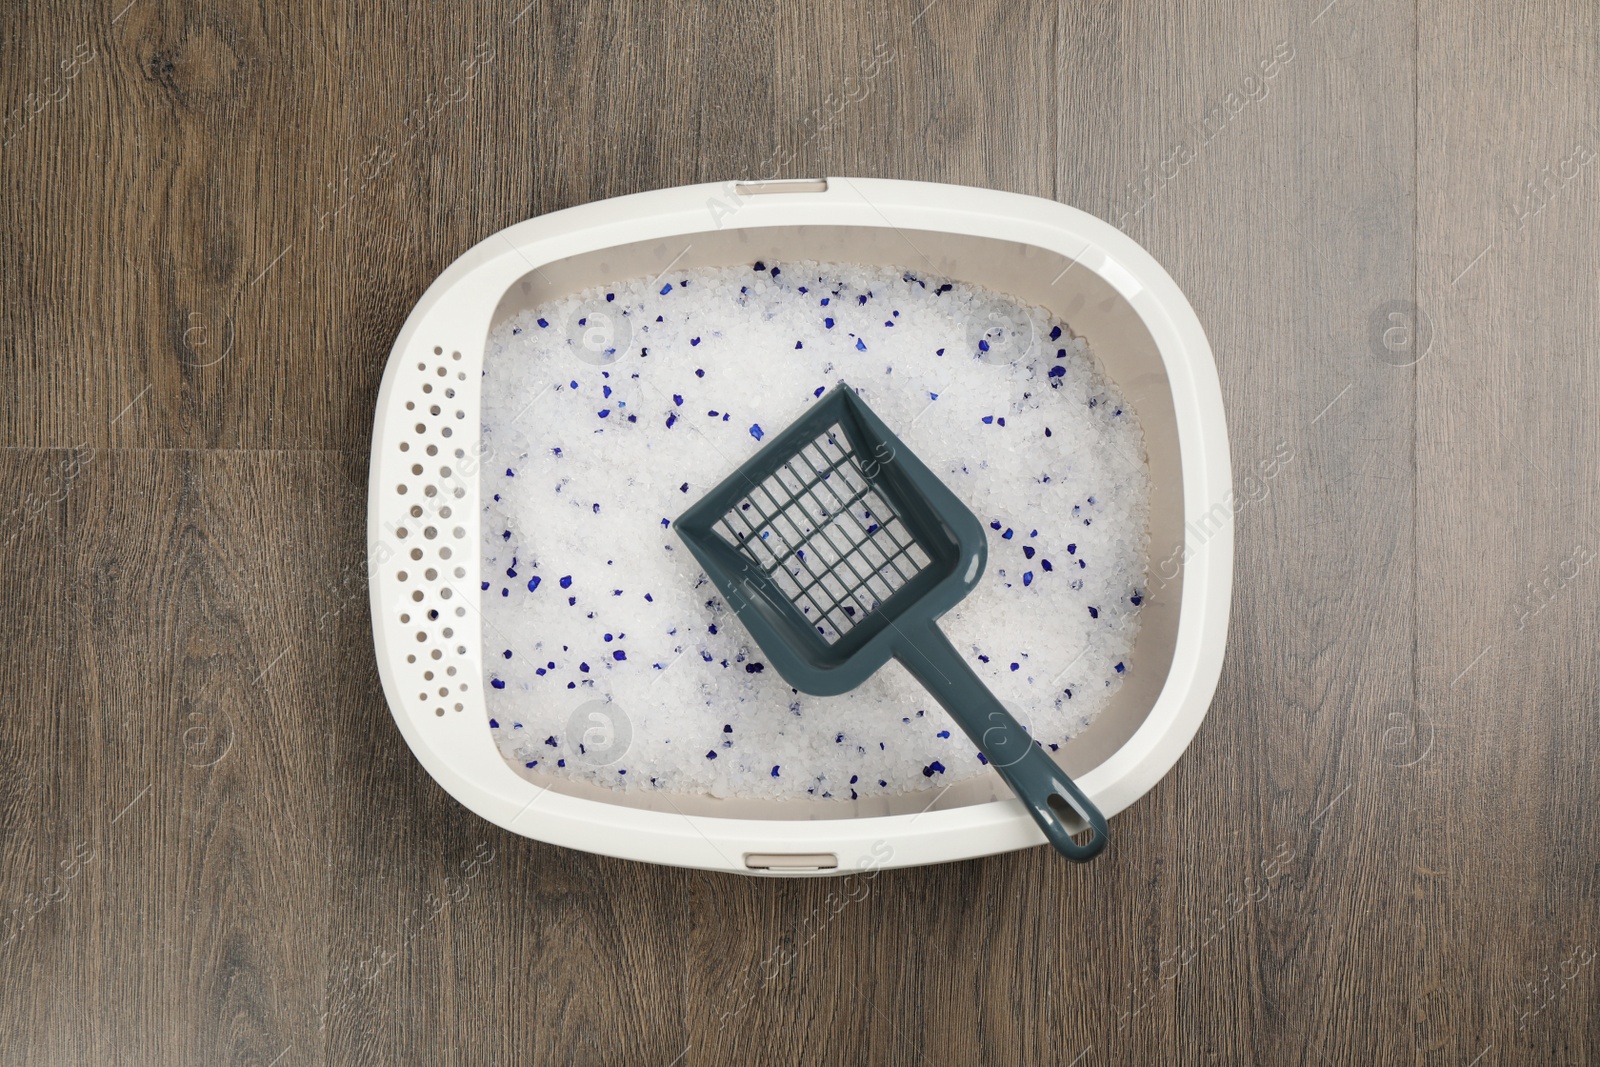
(478, 260), (1149, 801)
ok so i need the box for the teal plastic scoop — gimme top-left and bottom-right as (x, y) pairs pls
(674, 383), (1108, 861)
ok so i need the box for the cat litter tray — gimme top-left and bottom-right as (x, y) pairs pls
(368, 178), (1232, 876)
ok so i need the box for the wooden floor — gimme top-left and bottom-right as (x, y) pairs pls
(3, 0), (1597, 1063)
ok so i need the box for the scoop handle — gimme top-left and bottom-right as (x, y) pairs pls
(896, 620), (1109, 862)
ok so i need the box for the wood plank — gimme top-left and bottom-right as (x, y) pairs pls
(64, 450), (354, 1065)
(0, 450), (75, 1060)
(1056, 1), (1424, 1064)
(1415, 1), (1600, 1063)
(679, 3), (1065, 1063)
(0, 451), (343, 1061)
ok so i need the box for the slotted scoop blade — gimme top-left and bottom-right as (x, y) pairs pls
(675, 383), (1108, 861)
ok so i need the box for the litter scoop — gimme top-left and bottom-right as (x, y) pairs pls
(674, 383), (1109, 861)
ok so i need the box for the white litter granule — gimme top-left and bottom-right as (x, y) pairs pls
(480, 260), (1148, 800)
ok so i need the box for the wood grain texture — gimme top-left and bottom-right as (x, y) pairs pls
(1412, 0), (1600, 1063)
(2, 0), (1597, 1063)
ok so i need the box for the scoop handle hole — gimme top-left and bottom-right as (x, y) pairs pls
(1046, 791), (1108, 857)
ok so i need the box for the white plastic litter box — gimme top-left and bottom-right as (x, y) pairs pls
(367, 177), (1232, 876)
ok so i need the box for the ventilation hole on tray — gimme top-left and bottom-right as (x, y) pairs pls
(399, 441), (409, 452)
(406, 654), (415, 663)
(415, 423), (426, 434)
(441, 427), (453, 438)
(397, 570), (408, 581)
(423, 383), (433, 394)
(424, 670), (434, 680)
(439, 506), (452, 518)
(436, 367), (447, 377)
(417, 361), (426, 370)
(430, 649), (441, 660)
(405, 401), (415, 410)
(396, 484), (407, 495)
(446, 666), (456, 676)
(411, 590), (424, 602)
(425, 568), (437, 580)
(410, 548), (422, 560)
(396, 528), (408, 538)
(439, 588), (452, 600)
(429, 404), (440, 416)
(433, 346), (442, 355)
(424, 485), (437, 498)
(451, 350), (461, 361)
(416, 632), (427, 642)
(423, 526), (436, 539)
(438, 547), (451, 559)
(435, 708), (445, 717)
(399, 613), (409, 623)
(442, 627), (454, 638)
(455, 607), (465, 617)
(426, 444), (438, 456)
(453, 567), (464, 578)
(453, 527), (464, 539)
